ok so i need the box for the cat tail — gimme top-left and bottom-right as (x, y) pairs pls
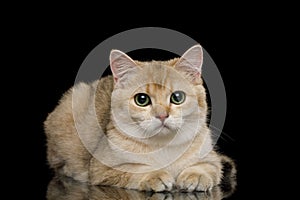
(220, 154), (237, 197)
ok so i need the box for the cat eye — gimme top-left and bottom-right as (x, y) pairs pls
(170, 91), (186, 105)
(134, 93), (151, 107)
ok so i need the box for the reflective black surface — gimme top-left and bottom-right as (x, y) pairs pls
(47, 173), (236, 200)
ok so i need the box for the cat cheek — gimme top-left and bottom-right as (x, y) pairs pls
(139, 121), (149, 129)
(130, 108), (151, 122)
(168, 118), (183, 129)
(169, 108), (181, 119)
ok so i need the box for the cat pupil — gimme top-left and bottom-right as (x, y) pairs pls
(134, 93), (151, 107)
(139, 95), (147, 103)
(171, 91), (185, 105)
(174, 93), (182, 101)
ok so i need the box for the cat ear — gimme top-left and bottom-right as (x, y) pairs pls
(175, 44), (203, 83)
(110, 50), (139, 85)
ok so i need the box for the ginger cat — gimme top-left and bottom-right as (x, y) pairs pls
(44, 45), (235, 192)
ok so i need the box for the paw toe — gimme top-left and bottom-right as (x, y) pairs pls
(177, 173), (214, 192)
(196, 175), (213, 191)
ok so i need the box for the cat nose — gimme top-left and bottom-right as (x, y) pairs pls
(156, 114), (169, 122)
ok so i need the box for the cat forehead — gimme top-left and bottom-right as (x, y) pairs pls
(138, 83), (171, 93)
(133, 78), (194, 98)
(114, 58), (195, 94)
(135, 63), (189, 87)
(134, 58), (179, 67)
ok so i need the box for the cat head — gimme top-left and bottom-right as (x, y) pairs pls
(109, 45), (207, 145)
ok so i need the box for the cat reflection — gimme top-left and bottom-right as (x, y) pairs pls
(47, 175), (236, 200)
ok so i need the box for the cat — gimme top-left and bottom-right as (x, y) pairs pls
(44, 44), (236, 192)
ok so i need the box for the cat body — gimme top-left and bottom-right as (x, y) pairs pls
(44, 45), (234, 192)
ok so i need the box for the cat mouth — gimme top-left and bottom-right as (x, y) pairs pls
(159, 124), (170, 130)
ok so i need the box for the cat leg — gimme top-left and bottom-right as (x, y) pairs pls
(176, 160), (222, 192)
(47, 139), (90, 182)
(59, 161), (89, 182)
(127, 170), (175, 192)
(89, 158), (175, 192)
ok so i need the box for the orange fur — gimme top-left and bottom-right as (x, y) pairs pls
(44, 45), (235, 192)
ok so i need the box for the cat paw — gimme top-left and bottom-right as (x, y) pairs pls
(139, 171), (175, 192)
(176, 170), (214, 192)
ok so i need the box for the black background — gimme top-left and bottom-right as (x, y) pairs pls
(7, 17), (261, 199)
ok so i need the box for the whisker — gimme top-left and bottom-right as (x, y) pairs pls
(132, 118), (156, 139)
(126, 126), (150, 140)
(209, 124), (235, 142)
(182, 118), (202, 122)
(181, 118), (235, 142)
(180, 124), (199, 133)
(167, 121), (181, 125)
(126, 119), (153, 125)
(174, 127), (181, 134)
(119, 125), (140, 134)
(140, 122), (153, 137)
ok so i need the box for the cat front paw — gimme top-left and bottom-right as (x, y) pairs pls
(139, 171), (175, 192)
(176, 169), (215, 192)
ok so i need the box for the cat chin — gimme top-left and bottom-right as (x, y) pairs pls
(151, 127), (172, 137)
(147, 124), (177, 137)
(144, 130), (194, 147)
(147, 127), (189, 143)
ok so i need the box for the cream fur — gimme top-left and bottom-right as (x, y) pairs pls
(44, 45), (236, 192)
